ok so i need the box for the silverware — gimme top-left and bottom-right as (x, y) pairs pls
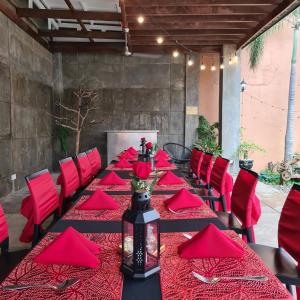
(168, 208), (202, 215)
(94, 210), (108, 217)
(2, 278), (79, 292)
(182, 233), (192, 240)
(192, 272), (268, 284)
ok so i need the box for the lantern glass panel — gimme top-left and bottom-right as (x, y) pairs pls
(123, 220), (134, 267)
(145, 221), (159, 269)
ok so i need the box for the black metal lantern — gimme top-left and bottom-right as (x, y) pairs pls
(121, 191), (160, 279)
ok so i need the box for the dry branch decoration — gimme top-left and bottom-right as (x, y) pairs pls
(51, 87), (100, 155)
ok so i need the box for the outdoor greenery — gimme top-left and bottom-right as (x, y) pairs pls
(238, 128), (265, 160)
(193, 115), (222, 155)
(57, 127), (68, 155)
(259, 169), (281, 185)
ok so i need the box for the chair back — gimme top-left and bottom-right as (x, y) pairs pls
(0, 204), (8, 246)
(163, 143), (192, 163)
(190, 149), (204, 178)
(200, 153), (213, 184)
(26, 169), (59, 225)
(231, 168), (259, 228)
(278, 184), (300, 263)
(86, 147), (101, 176)
(209, 156), (230, 194)
(76, 152), (93, 187)
(59, 157), (80, 198)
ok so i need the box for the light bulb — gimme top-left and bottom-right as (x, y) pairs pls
(156, 36), (164, 44)
(229, 58), (233, 65)
(187, 59), (194, 66)
(137, 15), (144, 24)
(220, 63), (224, 69)
(234, 54), (239, 63)
(211, 64), (216, 71)
(200, 63), (206, 70)
(173, 50), (179, 58)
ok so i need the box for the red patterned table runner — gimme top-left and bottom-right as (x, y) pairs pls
(62, 195), (131, 221)
(62, 195), (216, 221)
(0, 233), (123, 300)
(86, 178), (192, 193)
(160, 232), (292, 300)
(106, 163), (177, 171)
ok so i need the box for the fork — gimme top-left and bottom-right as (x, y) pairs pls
(2, 278), (80, 292)
(192, 272), (268, 284)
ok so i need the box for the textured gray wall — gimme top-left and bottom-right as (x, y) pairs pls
(0, 12), (54, 196)
(56, 52), (193, 164)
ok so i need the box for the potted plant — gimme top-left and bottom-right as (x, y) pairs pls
(193, 115), (222, 155)
(238, 129), (265, 170)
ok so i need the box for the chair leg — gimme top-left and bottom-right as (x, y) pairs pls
(286, 284), (293, 295)
(0, 237), (9, 255)
(245, 228), (254, 243)
(209, 199), (216, 211)
(32, 224), (40, 248)
(220, 195), (227, 212)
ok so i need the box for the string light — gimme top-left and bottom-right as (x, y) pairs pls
(137, 15), (144, 24)
(200, 56), (206, 70)
(233, 53), (239, 63)
(211, 64), (216, 71)
(220, 63), (224, 69)
(187, 57), (194, 66)
(172, 50), (179, 58)
(156, 36), (164, 44)
(229, 58), (233, 65)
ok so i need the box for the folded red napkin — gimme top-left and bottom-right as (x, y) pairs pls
(133, 162), (152, 180)
(114, 158), (133, 169)
(127, 147), (138, 155)
(178, 224), (244, 259)
(119, 150), (134, 160)
(165, 188), (203, 211)
(155, 149), (169, 160)
(99, 172), (126, 185)
(157, 171), (184, 185)
(155, 159), (172, 168)
(34, 227), (100, 268)
(78, 189), (120, 210)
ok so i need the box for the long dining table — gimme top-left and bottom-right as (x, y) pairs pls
(0, 153), (293, 300)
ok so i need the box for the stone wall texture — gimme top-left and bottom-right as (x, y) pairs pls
(57, 53), (192, 165)
(0, 12), (53, 196)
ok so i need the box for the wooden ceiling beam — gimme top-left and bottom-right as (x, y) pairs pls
(39, 30), (124, 39)
(129, 22), (256, 30)
(16, 8), (122, 21)
(127, 15), (263, 23)
(132, 45), (222, 53)
(0, 1), (49, 50)
(126, 5), (274, 16)
(125, 0), (282, 6)
(238, 0), (299, 47)
(131, 35), (243, 41)
(131, 29), (250, 35)
(131, 40), (237, 45)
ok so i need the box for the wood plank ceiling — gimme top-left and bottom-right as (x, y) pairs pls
(1, 0), (299, 54)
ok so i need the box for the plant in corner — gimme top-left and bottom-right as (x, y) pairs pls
(193, 115), (221, 155)
(238, 128), (265, 170)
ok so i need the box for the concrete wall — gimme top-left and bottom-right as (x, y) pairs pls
(57, 53), (196, 164)
(0, 12), (53, 197)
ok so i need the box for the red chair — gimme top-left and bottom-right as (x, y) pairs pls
(86, 147), (102, 176)
(57, 157), (80, 215)
(250, 184), (300, 296)
(190, 149), (204, 180)
(199, 153), (213, 188)
(76, 152), (93, 187)
(0, 204), (29, 282)
(25, 169), (59, 246)
(199, 156), (230, 212)
(216, 168), (261, 243)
